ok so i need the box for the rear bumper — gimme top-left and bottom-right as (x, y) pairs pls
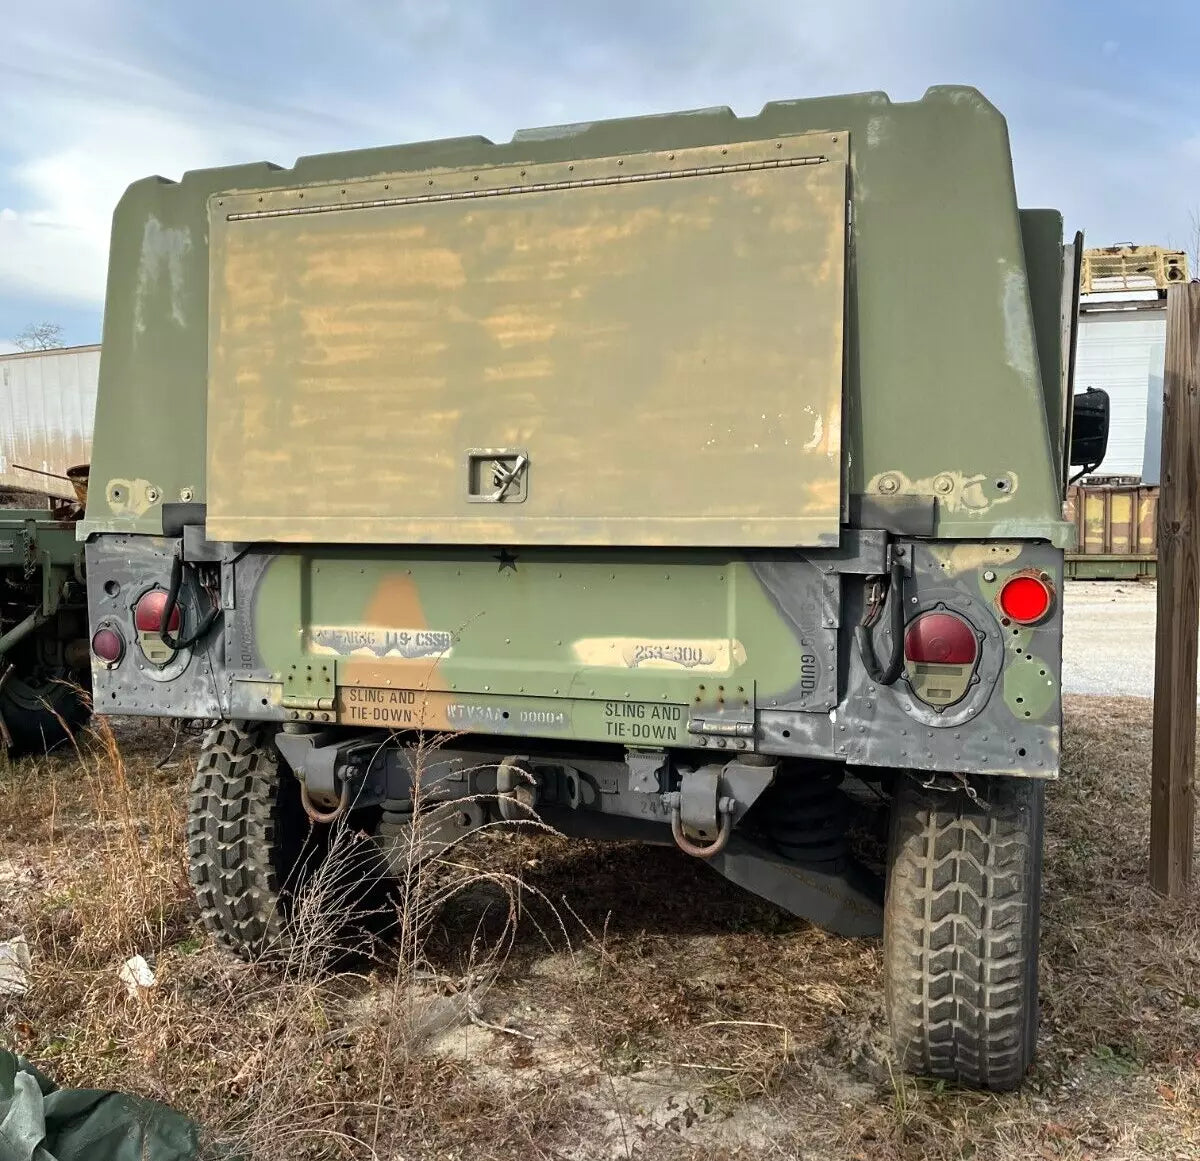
(84, 530), (1063, 777)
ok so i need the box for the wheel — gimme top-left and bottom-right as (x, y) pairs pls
(188, 722), (309, 956)
(883, 773), (1044, 1091)
(0, 667), (91, 756)
(188, 721), (387, 959)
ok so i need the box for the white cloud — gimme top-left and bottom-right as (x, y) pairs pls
(0, 109), (298, 305)
(0, 198), (107, 307)
(2, 0), (1198, 314)
(0, 0), (916, 308)
(0, 12), (367, 307)
(0, 61), (317, 306)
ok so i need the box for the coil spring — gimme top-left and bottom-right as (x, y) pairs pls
(767, 770), (849, 868)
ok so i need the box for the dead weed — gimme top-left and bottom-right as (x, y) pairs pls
(0, 698), (1198, 1160)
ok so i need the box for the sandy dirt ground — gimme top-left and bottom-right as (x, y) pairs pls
(1062, 580), (1166, 698)
(0, 580), (1193, 1160)
(3, 699), (1199, 1160)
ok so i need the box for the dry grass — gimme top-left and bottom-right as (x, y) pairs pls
(2, 698), (1199, 1160)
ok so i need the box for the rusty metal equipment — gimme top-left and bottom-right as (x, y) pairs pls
(1081, 245), (1188, 295)
(1065, 482), (1158, 579)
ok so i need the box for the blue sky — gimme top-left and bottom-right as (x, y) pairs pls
(2, 0), (1199, 351)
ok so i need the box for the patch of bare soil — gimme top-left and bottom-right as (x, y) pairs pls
(1, 699), (1198, 1160)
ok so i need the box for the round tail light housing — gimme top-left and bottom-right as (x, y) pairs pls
(904, 612), (979, 666)
(134, 589), (181, 633)
(997, 572), (1054, 625)
(134, 589), (182, 665)
(91, 625), (125, 666)
(903, 610), (980, 710)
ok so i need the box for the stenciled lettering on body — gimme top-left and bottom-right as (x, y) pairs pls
(630, 643), (713, 667)
(603, 700), (683, 742)
(340, 686), (422, 725)
(446, 703), (568, 729)
(572, 637), (746, 672)
(311, 627), (454, 660)
(338, 686), (571, 732)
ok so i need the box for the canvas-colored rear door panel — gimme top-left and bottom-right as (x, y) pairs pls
(206, 132), (848, 547)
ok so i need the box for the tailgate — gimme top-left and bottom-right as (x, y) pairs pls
(206, 131), (848, 548)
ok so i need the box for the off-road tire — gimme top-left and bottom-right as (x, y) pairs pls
(1, 669), (91, 756)
(188, 722), (323, 957)
(883, 773), (1043, 1091)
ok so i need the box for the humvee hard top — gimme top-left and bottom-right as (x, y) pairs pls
(82, 86), (1104, 1091)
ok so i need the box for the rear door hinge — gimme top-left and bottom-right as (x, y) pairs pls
(687, 679), (756, 743)
(282, 660), (336, 710)
(687, 715), (755, 739)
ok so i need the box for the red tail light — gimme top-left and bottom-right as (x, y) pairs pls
(91, 626), (125, 665)
(998, 573), (1053, 625)
(904, 612), (979, 665)
(134, 589), (181, 633)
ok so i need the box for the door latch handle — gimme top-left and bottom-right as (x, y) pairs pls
(491, 454), (529, 502)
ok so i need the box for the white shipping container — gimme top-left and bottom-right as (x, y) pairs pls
(1074, 303), (1166, 480)
(0, 345), (100, 500)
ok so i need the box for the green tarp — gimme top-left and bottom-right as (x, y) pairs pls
(0, 1050), (201, 1161)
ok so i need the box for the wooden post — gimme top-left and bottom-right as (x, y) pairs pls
(1151, 282), (1200, 896)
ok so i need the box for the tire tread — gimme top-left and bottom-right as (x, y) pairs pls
(187, 722), (294, 957)
(884, 775), (1043, 1091)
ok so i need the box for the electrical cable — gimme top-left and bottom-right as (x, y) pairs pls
(158, 553), (221, 652)
(855, 557), (906, 686)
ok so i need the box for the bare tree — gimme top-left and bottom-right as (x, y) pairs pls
(12, 322), (65, 351)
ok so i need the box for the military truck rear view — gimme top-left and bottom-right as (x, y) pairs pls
(82, 87), (1104, 1091)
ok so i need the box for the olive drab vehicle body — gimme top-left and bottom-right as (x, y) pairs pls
(82, 87), (1093, 1091)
